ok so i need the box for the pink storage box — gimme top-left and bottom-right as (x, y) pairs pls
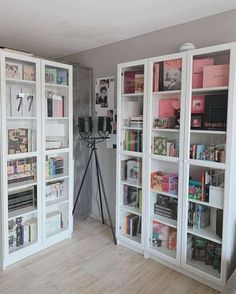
(192, 73), (203, 89)
(203, 64), (229, 88)
(193, 58), (214, 74)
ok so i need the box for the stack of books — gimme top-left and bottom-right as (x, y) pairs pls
(46, 180), (64, 202)
(121, 158), (142, 185)
(124, 130), (142, 152)
(154, 194), (177, 220)
(8, 187), (36, 212)
(124, 71), (144, 94)
(46, 90), (64, 117)
(8, 128), (37, 154)
(152, 220), (177, 250)
(151, 171), (178, 195)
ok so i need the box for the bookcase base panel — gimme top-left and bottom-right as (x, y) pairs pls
(117, 236), (144, 255)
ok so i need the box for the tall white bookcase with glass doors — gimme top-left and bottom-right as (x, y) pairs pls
(116, 42), (236, 290)
(0, 51), (73, 269)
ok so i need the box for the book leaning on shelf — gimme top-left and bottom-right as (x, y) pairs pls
(152, 220), (177, 250)
(121, 158), (142, 185)
(8, 128), (37, 154)
(45, 156), (64, 177)
(123, 214), (141, 237)
(123, 185), (142, 209)
(46, 90), (64, 117)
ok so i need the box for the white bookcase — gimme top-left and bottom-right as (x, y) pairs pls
(0, 52), (73, 269)
(116, 59), (148, 253)
(116, 42), (236, 291)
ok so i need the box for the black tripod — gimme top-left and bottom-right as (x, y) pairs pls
(72, 137), (117, 245)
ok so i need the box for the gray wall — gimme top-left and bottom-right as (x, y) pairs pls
(62, 9), (236, 223)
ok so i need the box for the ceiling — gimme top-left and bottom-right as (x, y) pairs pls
(0, 0), (235, 58)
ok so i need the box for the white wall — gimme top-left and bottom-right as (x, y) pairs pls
(62, 9), (236, 223)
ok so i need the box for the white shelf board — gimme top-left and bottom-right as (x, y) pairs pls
(7, 117), (37, 120)
(45, 83), (69, 89)
(186, 259), (220, 280)
(188, 198), (223, 210)
(188, 159), (226, 169)
(187, 226), (222, 244)
(152, 128), (179, 133)
(45, 148), (69, 155)
(46, 227), (69, 239)
(192, 86), (228, 94)
(6, 78), (36, 86)
(153, 90), (181, 95)
(122, 180), (142, 189)
(121, 93), (143, 97)
(8, 206), (37, 220)
(151, 214), (177, 228)
(120, 205), (142, 216)
(46, 117), (69, 120)
(120, 150), (143, 157)
(7, 152), (38, 160)
(121, 126), (143, 131)
(190, 130), (226, 135)
(150, 245), (176, 259)
(46, 199), (69, 209)
(8, 181), (37, 193)
(120, 233), (141, 244)
(150, 189), (178, 199)
(46, 175), (69, 183)
(150, 154), (179, 163)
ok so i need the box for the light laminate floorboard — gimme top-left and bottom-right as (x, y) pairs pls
(0, 218), (219, 294)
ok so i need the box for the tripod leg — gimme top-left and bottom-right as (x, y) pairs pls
(72, 148), (94, 215)
(94, 149), (117, 245)
(95, 152), (105, 224)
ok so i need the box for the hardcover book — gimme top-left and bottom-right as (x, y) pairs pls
(153, 63), (159, 92)
(163, 59), (182, 91)
(153, 136), (167, 156)
(134, 73), (144, 93)
(191, 95), (205, 113)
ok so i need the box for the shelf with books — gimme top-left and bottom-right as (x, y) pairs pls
(186, 259), (220, 280)
(121, 126), (143, 131)
(120, 150), (143, 157)
(151, 214), (177, 228)
(121, 180), (142, 189)
(122, 93), (144, 97)
(188, 198), (223, 210)
(46, 117), (69, 120)
(45, 83), (69, 89)
(6, 78), (36, 86)
(187, 226), (222, 244)
(8, 181), (37, 193)
(190, 130), (226, 135)
(7, 151), (38, 161)
(45, 147), (70, 155)
(7, 117), (37, 120)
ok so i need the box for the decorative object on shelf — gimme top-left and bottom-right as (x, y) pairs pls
(179, 43), (196, 52)
(23, 64), (35, 81)
(45, 67), (57, 84)
(5, 62), (23, 79)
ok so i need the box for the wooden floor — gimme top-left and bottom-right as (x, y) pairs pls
(0, 218), (219, 294)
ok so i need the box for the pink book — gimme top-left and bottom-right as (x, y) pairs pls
(203, 64), (229, 88)
(153, 63), (159, 92)
(193, 58), (214, 74)
(191, 95), (205, 113)
(159, 99), (178, 118)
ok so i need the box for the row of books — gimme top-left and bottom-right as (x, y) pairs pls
(45, 67), (68, 85)
(189, 236), (221, 273)
(8, 128), (37, 154)
(45, 157), (64, 177)
(123, 130), (142, 152)
(46, 181), (64, 202)
(123, 214), (141, 237)
(188, 203), (223, 238)
(123, 71), (144, 94)
(8, 216), (37, 251)
(190, 144), (225, 163)
(46, 90), (64, 117)
(7, 158), (37, 184)
(151, 171), (178, 195)
(123, 185), (142, 209)
(6, 62), (35, 81)
(121, 159), (142, 185)
(154, 194), (177, 220)
(152, 220), (177, 250)
(153, 136), (179, 157)
(8, 187), (36, 212)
